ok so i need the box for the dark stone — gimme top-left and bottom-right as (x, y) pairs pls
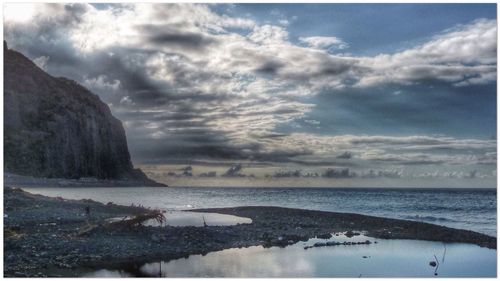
(316, 233), (333, 239)
(151, 234), (160, 242)
(14, 271), (26, 277)
(345, 230), (360, 238)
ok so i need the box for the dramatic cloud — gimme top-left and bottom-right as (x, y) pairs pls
(356, 19), (497, 87)
(4, 3), (496, 185)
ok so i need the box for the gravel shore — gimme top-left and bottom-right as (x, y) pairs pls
(4, 187), (496, 277)
(4, 173), (167, 188)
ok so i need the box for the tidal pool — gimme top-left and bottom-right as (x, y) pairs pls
(107, 211), (252, 227)
(84, 233), (496, 277)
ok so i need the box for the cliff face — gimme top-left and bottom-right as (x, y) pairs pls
(4, 43), (157, 183)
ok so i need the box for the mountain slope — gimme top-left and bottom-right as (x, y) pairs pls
(4, 42), (163, 186)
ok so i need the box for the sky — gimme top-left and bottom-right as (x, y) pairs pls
(3, 3), (497, 187)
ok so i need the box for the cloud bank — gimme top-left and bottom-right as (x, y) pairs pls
(4, 4), (496, 185)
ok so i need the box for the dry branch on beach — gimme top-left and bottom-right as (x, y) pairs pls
(107, 211), (166, 229)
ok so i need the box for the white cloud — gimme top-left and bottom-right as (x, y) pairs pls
(299, 36), (348, 50)
(120, 96), (134, 106)
(248, 25), (289, 45)
(4, 3), (37, 23)
(84, 75), (121, 92)
(33, 56), (49, 70)
(356, 18), (497, 87)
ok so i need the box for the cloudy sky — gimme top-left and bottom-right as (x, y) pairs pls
(4, 3), (497, 187)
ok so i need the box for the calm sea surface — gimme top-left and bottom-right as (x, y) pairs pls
(22, 187), (497, 237)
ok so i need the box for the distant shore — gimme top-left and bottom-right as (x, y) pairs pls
(4, 186), (496, 277)
(4, 173), (167, 188)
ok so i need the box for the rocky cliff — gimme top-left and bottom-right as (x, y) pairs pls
(4, 42), (164, 186)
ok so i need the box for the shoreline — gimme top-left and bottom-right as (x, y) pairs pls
(4, 186), (496, 277)
(191, 206), (496, 248)
(4, 173), (167, 188)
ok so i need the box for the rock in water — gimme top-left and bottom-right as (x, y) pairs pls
(4, 42), (162, 185)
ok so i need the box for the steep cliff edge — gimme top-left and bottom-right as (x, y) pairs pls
(4, 42), (164, 186)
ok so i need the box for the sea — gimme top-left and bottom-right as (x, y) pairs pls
(22, 186), (497, 237)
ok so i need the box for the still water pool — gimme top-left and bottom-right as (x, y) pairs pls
(84, 233), (496, 278)
(107, 210), (252, 227)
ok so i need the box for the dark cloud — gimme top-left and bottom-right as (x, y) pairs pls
(255, 60), (285, 76)
(322, 168), (356, 178)
(62, 3), (89, 24)
(222, 164), (245, 177)
(321, 168), (403, 179)
(138, 24), (217, 50)
(318, 60), (357, 77)
(279, 56), (360, 84)
(85, 50), (177, 107)
(149, 31), (215, 50)
(180, 165), (193, 176)
(125, 123), (264, 163)
(303, 172), (320, 177)
(273, 169), (302, 177)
